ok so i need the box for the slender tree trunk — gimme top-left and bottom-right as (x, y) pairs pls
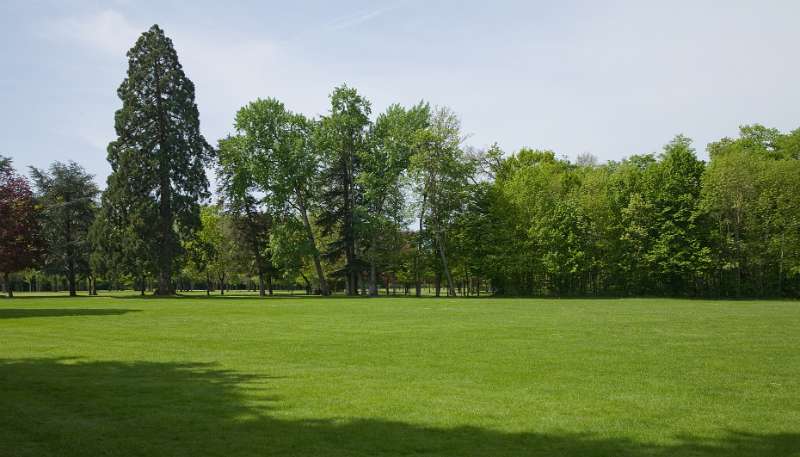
(369, 235), (378, 297)
(64, 211), (77, 296)
(343, 143), (357, 296)
(67, 267), (77, 297)
(4, 272), (12, 298)
(778, 232), (785, 296)
(257, 274), (266, 297)
(734, 212), (742, 298)
(435, 232), (456, 296)
(88, 274), (96, 296)
(415, 194), (427, 297)
(206, 272), (211, 296)
(298, 198), (329, 296)
(369, 262), (378, 296)
(300, 273), (312, 295)
(243, 202), (267, 297)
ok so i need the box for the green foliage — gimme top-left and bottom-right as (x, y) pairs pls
(103, 24), (212, 295)
(317, 85), (372, 294)
(30, 161), (99, 296)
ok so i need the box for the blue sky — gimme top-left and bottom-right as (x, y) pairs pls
(2, 1), (799, 186)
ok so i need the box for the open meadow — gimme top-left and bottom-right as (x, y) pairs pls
(1, 294), (799, 456)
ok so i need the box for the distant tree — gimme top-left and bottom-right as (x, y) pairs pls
(269, 215), (318, 293)
(410, 107), (474, 296)
(196, 205), (237, 295)
(30, 161), (99, 296)
(217, 136), (273, 296)
(182, 223), (215, 295)
(361, 102), (430, 295)
(104, 24), (212, 295)
(227, 98), (331, 295)
(0, 156), (43, 297)
(702, 126), (800, 296)
(644, 136), (709, 295)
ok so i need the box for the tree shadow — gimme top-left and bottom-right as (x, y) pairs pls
(0, 358), (797, 457)
(0, 308), (141, 319)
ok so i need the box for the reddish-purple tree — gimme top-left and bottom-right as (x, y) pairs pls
(0, 157), (43, 297)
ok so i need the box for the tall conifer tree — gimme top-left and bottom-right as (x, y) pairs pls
(104, 24), (212, 295)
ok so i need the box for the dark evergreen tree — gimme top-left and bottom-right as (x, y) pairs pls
(30, 161), (99, 296)
(104, 24), (212, 295)
(317, 85), (371, 295)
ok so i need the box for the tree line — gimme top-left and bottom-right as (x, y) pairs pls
(2, 25), (799, 298)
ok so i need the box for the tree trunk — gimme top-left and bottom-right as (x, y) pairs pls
(415, 194), (426, 297)
(4, 272), (12, 298)
(243, 201), (267, 297)
(298, 198), (329, 296)
(778, 232), (785, 296)
(67, 267), (77, 297)
(257, 273), (266, 297)
(344, 144), (357, 296)
(88, 274), (97, 296)
(300, 273), (312, 295)
(435, 232), (456, 296)
(369, 234), (378, 297)
(154, 60), (174, 296)
(206, 272), (211, 296)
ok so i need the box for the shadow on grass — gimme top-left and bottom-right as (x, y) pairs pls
(0, 358), (797, 457)
(0, 309), (141, 319)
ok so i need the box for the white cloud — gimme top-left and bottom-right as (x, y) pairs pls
(43, 9), (140, 56)
(38, 9), (333, 158)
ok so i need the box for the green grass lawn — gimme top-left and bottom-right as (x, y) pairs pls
(1, 294), (799, 456)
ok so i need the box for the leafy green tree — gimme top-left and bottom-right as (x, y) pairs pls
(30, 161), (99, 296)
(225, 98), (331, 295)
(641, 136), (709, 295)
(196, 205), (237, 295)
(104, 24), (212, 295)
(361, 102), (430, 295)
(410, 107), (474, 296)
(217, 136), (274, 296)
(703, 126), (800, 296)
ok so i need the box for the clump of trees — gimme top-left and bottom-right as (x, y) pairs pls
(2, 25), (800, 298)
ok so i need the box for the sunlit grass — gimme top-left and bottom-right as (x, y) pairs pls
(1, 294), (799, 456)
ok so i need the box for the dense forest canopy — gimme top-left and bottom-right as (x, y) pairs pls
(2, 25), (799, 298)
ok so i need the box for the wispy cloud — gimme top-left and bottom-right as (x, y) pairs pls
(326, 5), (398, 31)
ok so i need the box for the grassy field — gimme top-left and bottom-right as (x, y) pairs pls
(1, 294), (799, 456)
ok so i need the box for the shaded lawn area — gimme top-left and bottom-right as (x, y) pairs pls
(1, 295), (799, 456)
